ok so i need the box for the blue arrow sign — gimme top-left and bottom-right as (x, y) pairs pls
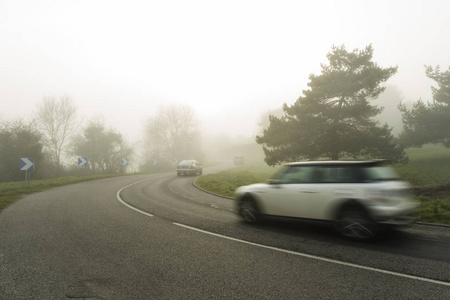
(152, 159), (158, 165)
(78, 157), (88, 166)
(121, 159), (128, 165)
(20, 158), (34, 170)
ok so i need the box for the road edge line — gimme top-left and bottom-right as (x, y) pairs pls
(116, 178), (154, 217)
(173, 222), (450, 287)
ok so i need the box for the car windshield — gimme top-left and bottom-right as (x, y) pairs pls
(362, 166), (401, 181)
(269, 165), (290, 181)
(180, 160), (193, 165)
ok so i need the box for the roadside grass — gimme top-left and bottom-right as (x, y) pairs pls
(415, 196), (450, 224)
(196, 145), (450, 225)
(0, 174), (129, 212)
(394, 144), (450, 186)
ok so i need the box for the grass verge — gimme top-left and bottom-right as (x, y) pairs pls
(415, 195), (450, 224)
(0, 174), (127, 212)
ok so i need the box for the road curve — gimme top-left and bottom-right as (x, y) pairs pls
(1, 167), (449, 299)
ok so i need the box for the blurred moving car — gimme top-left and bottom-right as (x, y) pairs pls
(235, 160), (417, 241)
(234, 155), (245, 165)
(176, 160), (203, 176)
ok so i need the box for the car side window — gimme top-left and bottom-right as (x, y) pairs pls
(277, 166), (316, 184)
(319, 166), (362, 183)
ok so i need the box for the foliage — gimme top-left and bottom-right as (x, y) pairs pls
(399, 65), (450, 147)
(0, 120), (45, 181)
(257, 45), (405, 166)
(374, 85), (404, 137)
(257, 107), (284, 136)
(71, 120), (133, 174)
(33, 96), (80, 172)
(427, 65), (450, 105)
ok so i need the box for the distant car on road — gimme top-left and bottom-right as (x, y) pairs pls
(235, 160), (417, 241)
(176, 160), (203, 176)
(234, 155), (245, 165)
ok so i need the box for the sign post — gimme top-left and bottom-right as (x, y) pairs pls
(78, 157), (88, 176)
(121, 158), (128, 173)
(20, 158), (34, 185)
(78, 157), (88, 167)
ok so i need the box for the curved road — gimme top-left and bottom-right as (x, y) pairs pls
(1, 165), (449, 299)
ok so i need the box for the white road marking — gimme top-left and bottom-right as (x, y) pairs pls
(116, 178), (154, 217)
(173, 222), (450, 287)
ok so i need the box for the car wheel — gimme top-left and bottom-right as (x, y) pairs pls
(335, 209), (378, 241)
(239, 198), (260, 223)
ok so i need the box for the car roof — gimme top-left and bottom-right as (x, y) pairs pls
(285, 160), (387, 167)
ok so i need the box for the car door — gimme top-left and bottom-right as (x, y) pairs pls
(261, 165), (321, 219)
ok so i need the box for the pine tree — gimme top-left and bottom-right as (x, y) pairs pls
(399, 66), (450, 147)
(257, 45), (405, 166)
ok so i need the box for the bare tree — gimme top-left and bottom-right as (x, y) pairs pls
(143, 104), (200, 164)
(33, 96), (80, 171)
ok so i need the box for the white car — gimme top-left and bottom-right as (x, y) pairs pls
(235, 161), (417, 241)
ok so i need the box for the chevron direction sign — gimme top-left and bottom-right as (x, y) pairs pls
(78, 157), (88, 166)
(20, 158), (34, 171)
(152, 159), (158, 165)
(121, 159), (128, 165)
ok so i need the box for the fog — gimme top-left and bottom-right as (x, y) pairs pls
(1, 0), (449, 161)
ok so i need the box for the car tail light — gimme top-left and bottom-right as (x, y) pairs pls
(190, 166), (195, 169)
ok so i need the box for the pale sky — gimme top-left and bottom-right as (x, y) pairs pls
(1, 0), (449, 141)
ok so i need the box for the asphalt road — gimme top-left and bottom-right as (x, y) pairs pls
(1, 164), (449, 299)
